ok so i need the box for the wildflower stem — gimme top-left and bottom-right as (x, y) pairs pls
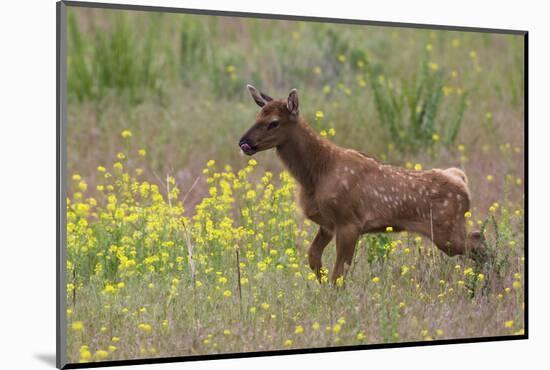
(236, 247), (243, 317)
(182, 220), (199, 335)
(166, 173), (172, 209)
(72, 267), (77, 307)
(181, 221), (196, 284)
(429, 204), (435, 265)
(181, 176), (200, 206)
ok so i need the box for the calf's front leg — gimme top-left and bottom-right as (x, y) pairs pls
(308, 227), (333, 278)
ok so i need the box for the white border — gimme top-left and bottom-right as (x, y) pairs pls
(2, 0), (547, 369)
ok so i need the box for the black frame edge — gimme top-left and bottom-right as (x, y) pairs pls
(56, 2), (61, 368)
(523, 32), (529, 339)
(57, 1), (68, 369)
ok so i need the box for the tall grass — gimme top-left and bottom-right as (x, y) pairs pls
(68, 11), (167, 103)
(366, 55), (468, 154)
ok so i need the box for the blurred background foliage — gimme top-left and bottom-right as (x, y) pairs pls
(66, 7), (524, 211)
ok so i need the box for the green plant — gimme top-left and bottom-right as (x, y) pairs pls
(67, 10), (167, 103)
(67, 10), (93, 101)
(366, 55), (469, 155)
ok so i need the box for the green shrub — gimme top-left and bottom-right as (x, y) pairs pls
(365, 55), (468, 154)
(67, 10), (167, 103)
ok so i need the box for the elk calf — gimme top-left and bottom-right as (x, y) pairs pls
(239, 85), (484, 283)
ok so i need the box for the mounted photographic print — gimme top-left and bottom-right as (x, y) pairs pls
(56, 1), (528, 368)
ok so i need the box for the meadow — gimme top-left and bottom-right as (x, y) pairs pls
(65, 7), (525, 364)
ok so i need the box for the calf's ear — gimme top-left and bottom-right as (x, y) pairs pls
(247, 84), (272, 107)
(287, 88), (299, 116)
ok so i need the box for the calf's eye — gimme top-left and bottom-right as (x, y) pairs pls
(268, 120), (280, 130)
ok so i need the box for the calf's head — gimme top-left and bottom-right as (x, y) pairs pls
(238, 84), (299, 155)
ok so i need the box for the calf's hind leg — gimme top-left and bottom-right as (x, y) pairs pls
(331, 224), (360, 284)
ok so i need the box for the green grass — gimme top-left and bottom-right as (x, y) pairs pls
(68, 10), (166, 103)
(365, 55), (469, 154)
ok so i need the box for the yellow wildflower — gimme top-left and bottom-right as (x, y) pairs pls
(138, 323), (152, 333)
(71, 321), (84, 331)
(121, 130), (132, 139)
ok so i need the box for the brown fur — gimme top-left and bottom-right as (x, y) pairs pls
(240, 85), (483, 283)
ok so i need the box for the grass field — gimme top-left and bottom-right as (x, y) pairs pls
(65, 7), (525, 364)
